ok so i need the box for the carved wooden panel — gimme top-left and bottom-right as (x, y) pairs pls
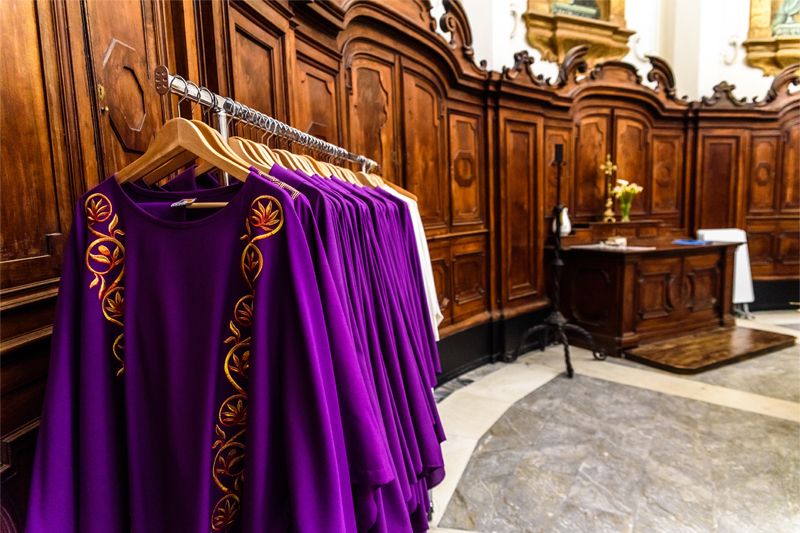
(696, 134), (741, 230)
(574, 113), (609, 219)
(501, 117), (539, 301)
(427, 240), (452, 327)
(635, 257), (681, 329)
(227, 6), (287, 137)
(775, 220), (800, 277)
(450, 236), (488, 321)
(85, 0), (166, 175)
(346, 51), (399, 185)
(683, 254), (720, 313)
(748, 135), (780, 215)
(403, 66), (447, 230)
(780, 121), (800, 213)
(570, 266), (613, 327)
(544, 126), (573, 215)
(748, 231), (774, 265)
(296, 58), (339, 144)
(651, 134), (683, 215)
(614, 114), (650, 216)
(449, 111), (483, 228)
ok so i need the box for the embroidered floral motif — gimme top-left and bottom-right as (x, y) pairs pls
(84, 193), (126, 376)
(211, 196), (283, 531)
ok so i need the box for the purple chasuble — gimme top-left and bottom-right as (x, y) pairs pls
(27, 174), (360, 532)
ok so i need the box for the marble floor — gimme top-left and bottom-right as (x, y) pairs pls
(429, 311), (800, 533)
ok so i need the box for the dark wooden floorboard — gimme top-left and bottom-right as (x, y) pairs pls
(624, 327), (796, 374)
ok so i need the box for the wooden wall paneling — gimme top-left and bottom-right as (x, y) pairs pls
(650, 132), (684, 218)
(449, 235), (489, 322)
(84, 0), (168, 176)
(748, 133), (781, 216)
(402, 59), (448, 231)
(344, 46), (401, 184)
(226, 3), (290, 140)
(775, 218), (800, 277)
(695, 130), (745, 230)
(746, 220), (777, 278)
(573, 111), (610, 221)
(499, 112), (541, 306)
(543, 125), (574, 219)
(296, 57), (341, 144)
(780, 120), (800, 213)
(613, 110), (651, 217)
(427, 240), (453, 327)
(448, 109), (484, 230)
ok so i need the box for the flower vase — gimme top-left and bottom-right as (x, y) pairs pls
(620, 201), (631, 222)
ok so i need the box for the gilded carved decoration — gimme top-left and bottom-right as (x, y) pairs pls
(522, 0), (633, 67)
(744, 0), (800, 76)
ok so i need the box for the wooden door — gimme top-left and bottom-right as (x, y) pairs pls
(402, 62), (448, 231)
(84, 0), (168, 176)
(574, 111), (610, 220)
(613, 111), (651, 217)
(345, 48), (400, 185)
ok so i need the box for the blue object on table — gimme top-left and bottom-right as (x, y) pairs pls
(673, 239), (711, 245)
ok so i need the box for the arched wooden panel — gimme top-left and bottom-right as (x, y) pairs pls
(614, 113), (650, 216)
(345, 50), (399, 184)
(403, 66), (447, 230)
(574, 113), (610, 220)
(651, 134), (683, 216)
(296, 60), (340, 144)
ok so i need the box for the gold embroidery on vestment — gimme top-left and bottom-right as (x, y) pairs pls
(84, 193), (126, 376)
(211, 195), (283, 531)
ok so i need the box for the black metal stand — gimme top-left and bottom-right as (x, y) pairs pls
(513, 160), (607, 377)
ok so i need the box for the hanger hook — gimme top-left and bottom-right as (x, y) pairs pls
(198, 86), (215, 121)
(174, 75), (189, 118)
(223, 97), (236, 132)
(187, 81), (202, 115)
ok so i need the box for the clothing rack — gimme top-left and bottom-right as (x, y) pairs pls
(154, 65), (380, 185)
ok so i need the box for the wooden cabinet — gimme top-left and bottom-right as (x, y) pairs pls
(563, 242), (737, 355)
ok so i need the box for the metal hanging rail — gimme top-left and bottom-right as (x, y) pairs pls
(154, 65), (379, 174)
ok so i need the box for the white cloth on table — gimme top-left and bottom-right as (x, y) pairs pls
(382, 185), (444, 340)
(696, 228), (754, 304)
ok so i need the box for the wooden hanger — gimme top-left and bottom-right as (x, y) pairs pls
(116, 118), (250, 185)
(229, 137), (272, 173)
(189, 120), (253, 176)
(385, 180), (418, 202)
